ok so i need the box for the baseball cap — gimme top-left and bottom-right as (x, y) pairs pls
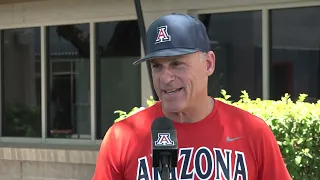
(133, 13), (210, 65)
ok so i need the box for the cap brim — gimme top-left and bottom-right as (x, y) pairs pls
(133, 48), (199, 65)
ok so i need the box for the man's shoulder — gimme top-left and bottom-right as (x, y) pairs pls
(216, 99), (276, 145)
(215, 99), (268, 129)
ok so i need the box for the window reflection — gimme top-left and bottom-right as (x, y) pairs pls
(270, 6), (320, 102)
(199, 11), (262, 100)
(1, 27), (42, 137)
(96, 20), (141, 139)
(47, 24), (91, 139)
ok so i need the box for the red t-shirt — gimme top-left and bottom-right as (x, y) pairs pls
(92, 99), (292, 180)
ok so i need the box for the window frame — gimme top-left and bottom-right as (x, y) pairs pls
(0, 15), (139, 146)
(0, 2), (320, 146)
(194, 1), (320, 100)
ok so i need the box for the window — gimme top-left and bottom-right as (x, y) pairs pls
(1, 27), (41, 137)
(96, 20), (141, 139)
(47, 24), (91, 139)
(199, 11), (263, 100)
(270, 6), (320, 102)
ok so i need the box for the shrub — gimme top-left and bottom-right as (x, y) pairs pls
(3, 103), (41, 137)
(114, 90), (320, 179)
(114, 96), (156, 123)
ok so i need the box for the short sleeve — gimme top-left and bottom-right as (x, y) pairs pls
(92, 124), (124, 180)
(257, 121), (292, 180)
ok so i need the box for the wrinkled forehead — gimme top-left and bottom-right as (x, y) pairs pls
(151, 51), (202, 64)
(150, 55), (183, 64)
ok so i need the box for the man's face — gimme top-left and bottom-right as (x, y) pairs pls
(151, 51), (215, 113)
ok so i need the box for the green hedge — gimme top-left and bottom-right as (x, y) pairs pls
(114, 90), (320, 179)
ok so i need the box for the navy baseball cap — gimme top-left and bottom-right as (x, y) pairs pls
(133, 13), (210, 65)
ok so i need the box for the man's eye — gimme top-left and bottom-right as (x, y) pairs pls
(171, 61), (182, 66)
(152, 64), (161, 68)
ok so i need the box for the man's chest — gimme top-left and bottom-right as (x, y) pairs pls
(124, 134), (257, 180)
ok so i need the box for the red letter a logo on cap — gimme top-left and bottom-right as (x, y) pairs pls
(155, 26), (171, 44)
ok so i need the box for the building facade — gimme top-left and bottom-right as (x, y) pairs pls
(0, 0), (319, 179)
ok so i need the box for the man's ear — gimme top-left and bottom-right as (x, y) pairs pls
(206, 51), (215, 76)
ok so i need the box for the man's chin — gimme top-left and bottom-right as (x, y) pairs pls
(161, 102), (184, 113)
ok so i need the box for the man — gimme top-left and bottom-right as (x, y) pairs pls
(92, 13), (292, 180)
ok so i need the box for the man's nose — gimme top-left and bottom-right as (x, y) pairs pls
(160, 67), (175, 84)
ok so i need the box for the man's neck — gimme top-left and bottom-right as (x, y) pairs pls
(163, 96), (214, 124)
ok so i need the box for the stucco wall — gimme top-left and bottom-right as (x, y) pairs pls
(0, 0), (315, 28)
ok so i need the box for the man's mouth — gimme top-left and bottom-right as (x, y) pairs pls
(164, 88), (183, 95)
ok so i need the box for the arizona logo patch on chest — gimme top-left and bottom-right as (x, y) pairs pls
(136, 147), (248, 180)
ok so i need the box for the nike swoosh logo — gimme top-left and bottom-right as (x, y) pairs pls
(226, 136), (242, 142)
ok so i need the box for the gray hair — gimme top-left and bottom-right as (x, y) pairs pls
(199, 52), (207, 61)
